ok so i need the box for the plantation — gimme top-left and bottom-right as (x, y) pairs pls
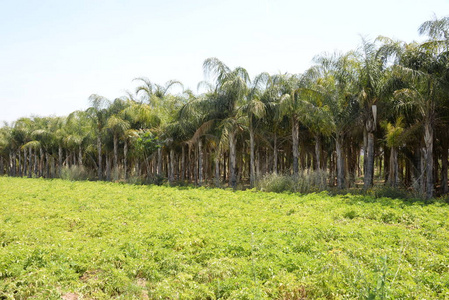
(0, 177), (448, 299)
(3, 16), (449, 199)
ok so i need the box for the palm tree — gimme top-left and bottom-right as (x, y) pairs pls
(312, 52), (359, 188)
(417, 15), (449, 196)
(276, 73), (304, 175)
(106, 113), (130, 181)
(134, 78), (183, 180)
(203, 57), (250, 188)
(381, 117), (406, 187)
(355, 38), (392, 190)
(388, 34), (448, 198)
(87, 94), (110, 180)
(66, 111), (90, 168)
(241, 72), (270, 187)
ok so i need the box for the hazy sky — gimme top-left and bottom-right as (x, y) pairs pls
(1, 0), (448, 124)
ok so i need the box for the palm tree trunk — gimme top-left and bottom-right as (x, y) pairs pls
(424, 121), (433, 199)
(181, 145), (185, 181)
(198, 140), (203, 186)
(18, 150), (22, 177)
(292, 116), (299, 175)
(51, 156), (55, 178)
(106, 154), (111, 181)
(336, 133), (345, 189)
(10, 152), (15, 176)
(273, 132), (278, 174)
(157, 148), (162, 177)
(58, 145), (62, 178)
(28, 148), (31, 177)
(188, 144), (193, 182)
(388, 147), (398, 188)
(23, 147), (28, 177)
(223, 152), (227, 182)
(46, 152), (50, 178)
(363, 128), (368, 177)
(256, 150), (260, 178)
(214, 151), (220, 187)
(441, 136), (448, 194)
(33, 149), (38, 176)
(169, 148), (175, 184)
(249, 126), (256, 188)
(315, 134), (321, 171)
(78, 145), (83, 167)
(364, 131), (375, 190)
(229, 130), (237, 188)
(10, 152), (14, 176)
(39, 147), (44, 177)
(97, 136), (102, 180)
(113, 134), (118, 181)
(124, 140), (128, 180)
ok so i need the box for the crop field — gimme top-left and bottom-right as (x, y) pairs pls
(0, 177), (448, 299)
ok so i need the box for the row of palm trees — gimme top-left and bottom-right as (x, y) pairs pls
(1, 16), (449, 198)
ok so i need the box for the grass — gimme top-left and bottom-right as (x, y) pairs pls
(0, 177), (448, 299)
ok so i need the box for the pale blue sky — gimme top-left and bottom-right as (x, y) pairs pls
(1, 0), (448, 124)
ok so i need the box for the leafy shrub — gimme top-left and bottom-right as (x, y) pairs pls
(60, 166), (93, 181)
(256, 170), (328, 193)
(370, 186), (411, 200)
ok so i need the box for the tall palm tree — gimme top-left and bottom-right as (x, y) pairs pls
(313, 52), (360, 188)
(106, 113), (131, 181)
(355, 38), (392, 190)
(389, 36), (448, 198)
(87, 94), (110, 180)
(66, 111), (90, 168)
(276, 73), (304, 175)
(203, 57), (250, 188)
(241, 72), (270, 187)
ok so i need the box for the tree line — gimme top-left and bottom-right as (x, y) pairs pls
(1, 16), (449, 199)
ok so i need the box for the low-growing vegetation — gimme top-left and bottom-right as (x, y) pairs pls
(0, 177), (448, 299)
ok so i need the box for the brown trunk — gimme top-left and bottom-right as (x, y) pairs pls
(29, 147), (33, 178)
(388, 147), (398, 188)
(364, 131), (375, 190)
(223, 152), (227, 182)
(315, 134), (321, 171)
(198, 140), (203, 186)
(441, 137), (448, 194)
(157, 147), (162, 177)
(214, 152), (220, 187)
(23, 147), (27, 177)
(181, 144), (185, 181)
(45, 152), (50, 178)
(39, 147), (43, 177)
(124, 140), (128, 180)
(51, 156), (55, 178)
(336, 134), (345, 189)
(106, 154), (111, 181)
(292, 116), (299, 175)
(113, 134), (118, 181)
(170, 148), (175, 184)
(78, 145), (83, 167)
(424, 121), (433, 199)
(97, 136), (102, 180)
(249, 126), (256, 187)
(273, 132), (278, 173)
(229, 130), (237, 188)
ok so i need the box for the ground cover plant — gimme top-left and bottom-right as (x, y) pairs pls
(0, 177), (448, 299)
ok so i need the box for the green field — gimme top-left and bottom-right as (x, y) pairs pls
(0, 177), (448, 299)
